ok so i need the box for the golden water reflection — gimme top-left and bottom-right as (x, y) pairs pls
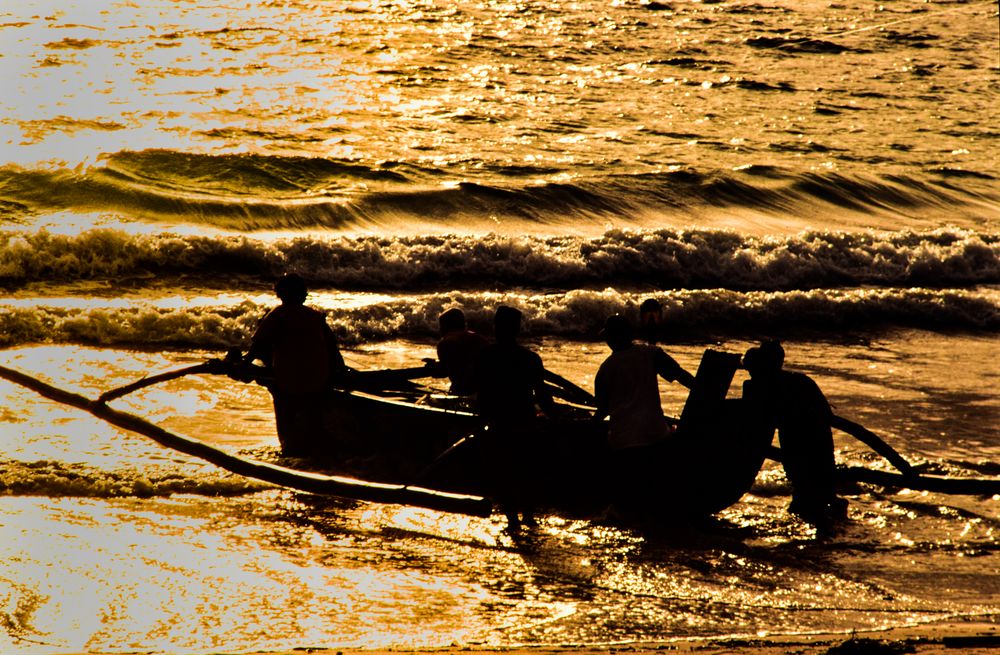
(3, 0), (411, 166)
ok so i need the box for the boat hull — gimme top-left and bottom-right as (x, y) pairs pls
(272, 377), (773, 521)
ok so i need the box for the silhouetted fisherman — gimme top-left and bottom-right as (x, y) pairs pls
(244, 273), (346, 456)
(592, 314), (695, 505)
(639, 297), (664, 345)
(742, 341), (847, 526)
(427, 308), (488, 395)
(474, 305), (555, 532)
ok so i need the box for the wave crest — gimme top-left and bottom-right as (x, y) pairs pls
(2, 227), (999, 291)
(1, 154), (996, 230)
(2, 287), (996, 349)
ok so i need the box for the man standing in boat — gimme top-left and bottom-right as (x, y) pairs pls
(474, 305), (555, 532)
(243, 273), (346, 456)
(741, 341), (847, 527)
(426, 308), (488, 395)
(591, 314), (696, 504)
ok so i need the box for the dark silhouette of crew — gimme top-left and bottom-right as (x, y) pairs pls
(742, 340), (847, 526)
(427, 308), (488, 395)
(244, 273), (346, 456)
(592, 314), (695, 503)
(474, 305), (555, 531)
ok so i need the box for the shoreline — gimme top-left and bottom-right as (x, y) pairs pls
(69, 619), (1000, 655)
(286, 621), (1000, 655)
(305, 622), (1000, 655)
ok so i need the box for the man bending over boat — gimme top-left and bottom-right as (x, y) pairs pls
(591, 314), (696, 504)
(243, 273), (346, 456)
(741, 341), (847, 527)
(474, 305), (555, 532)
(425, 308), (488, 395)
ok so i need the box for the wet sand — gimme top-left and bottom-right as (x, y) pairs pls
(67, 620), (999, 655)
(327, 624), (1000, 655)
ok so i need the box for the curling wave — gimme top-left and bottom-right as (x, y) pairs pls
(1, 152), (997, 230)
(2, 227), (999, 291)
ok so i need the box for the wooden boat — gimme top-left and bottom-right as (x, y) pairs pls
(2, 348), (998, 523)
(262, 348), (778, 521)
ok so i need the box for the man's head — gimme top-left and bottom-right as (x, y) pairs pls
(742, 340), (784, 378)
(639, 297), (664, 343)
(493, 305), (522, 343)
(759, 339), (785, 369)
(439, 308), (467, 335)
(601, 314), (633, 350)
(274, 273), (308, 305)
(639, 298), (662, 326)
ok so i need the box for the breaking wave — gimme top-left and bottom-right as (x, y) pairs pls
(2, 226), (999, 291)
(2, 287), (997, 349)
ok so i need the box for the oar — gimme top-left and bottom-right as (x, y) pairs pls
(101, 357), (436, 401)
(98, 360), (229, 402)
(346, 366), (432, 392)
(831, 414), (915, 476)
(543, 369), (596, 408)
(0, 364), (493, 518)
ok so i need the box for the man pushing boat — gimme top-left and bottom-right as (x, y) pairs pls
(591, 313), (697, 509)
(424, 308), (488, 396)
(474, 305), (556, 532)
(742, 341), (849, 528)
(243, 273), (347, 457)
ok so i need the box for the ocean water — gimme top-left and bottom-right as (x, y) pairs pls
(1, 0), (999, 652)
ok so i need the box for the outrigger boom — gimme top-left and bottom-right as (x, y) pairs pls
(1, 358), (998, 518)
(0, 363), (493, 517)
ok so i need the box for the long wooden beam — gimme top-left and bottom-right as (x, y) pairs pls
(98, 361), (222, 402)
(0, 364), (493, 518)
(839, 466), (1000, 495)
(832, 414), (915, 475)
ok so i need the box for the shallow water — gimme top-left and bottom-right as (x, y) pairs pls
(1, 0), (999, 651)
(1, 335), (998, 653)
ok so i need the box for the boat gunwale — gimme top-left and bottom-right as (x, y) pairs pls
(336, 387), (478, 419)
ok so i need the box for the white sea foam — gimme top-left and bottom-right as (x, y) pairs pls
(2, 226), (998, 291)
(1, 286), (997, 349)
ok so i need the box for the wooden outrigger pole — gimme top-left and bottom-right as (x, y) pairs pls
(2, 358), (997, 513)
(0, 364), (493, 518)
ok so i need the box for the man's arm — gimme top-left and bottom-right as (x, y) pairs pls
(655, 348), (696, 389)
(243, 311), (275, 365)
(322, 321), (347, 373)
(532, 356), (557, 417)
(591, 366), (609, 422)
(424, 340), (451, 379)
